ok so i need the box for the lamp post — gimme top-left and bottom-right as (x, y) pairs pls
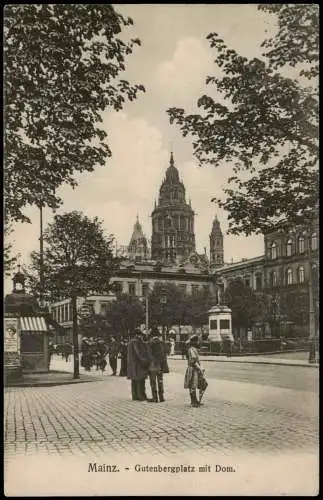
(160, 291), (167, 340)
(38, 202), (45, 308)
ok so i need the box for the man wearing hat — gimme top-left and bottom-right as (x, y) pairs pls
(146, 332), (169, 402)
(127, 328), (150, 401)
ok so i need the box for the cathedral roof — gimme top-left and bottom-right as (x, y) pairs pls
(165, 152), (180, 184)
(128, 216), (148, 246)
(211, 214), (222, 234)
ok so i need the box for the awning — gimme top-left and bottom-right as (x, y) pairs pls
(20, 317), (48, 333)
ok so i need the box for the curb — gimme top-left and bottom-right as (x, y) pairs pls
(171, 357), (319, 368)
(5, 379), (95, 388)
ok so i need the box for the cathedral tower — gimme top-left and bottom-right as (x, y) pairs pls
(151, 152), (195, 264)
(128, 216), (149, 261)
(210, 215), (224, 267)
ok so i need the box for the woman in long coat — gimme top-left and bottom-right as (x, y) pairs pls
(184, 335), (203, 407)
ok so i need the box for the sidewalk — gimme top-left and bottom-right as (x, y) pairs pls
(5, 368), (95, 388)
(171, 354), (319, 368)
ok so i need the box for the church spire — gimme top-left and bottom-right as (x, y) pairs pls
(170, 151), (174, 167)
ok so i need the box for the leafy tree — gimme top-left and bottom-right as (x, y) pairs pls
(25, 211), (118, 378)
(4, 221), (19, 277)
(224, 279), (261, 340)
(167, 4), (318, 235)
(105, 294), (145, 336)
(149, 282), (186, 331)
(79, 312), (111, 341)
(184, 287), (217, 328)
(4, 4), (145, 223)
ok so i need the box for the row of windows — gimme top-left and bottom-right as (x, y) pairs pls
(269, 265), (318, 287)
(125, 282), (210, 297)
(270, 233), (318, 259)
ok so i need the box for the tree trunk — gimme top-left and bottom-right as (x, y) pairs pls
(71, 292), (80, 379)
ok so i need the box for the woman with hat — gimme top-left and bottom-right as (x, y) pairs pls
(184, 334), (203, 407)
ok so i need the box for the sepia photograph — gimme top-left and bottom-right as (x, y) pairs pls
(4, 3), (319, 496)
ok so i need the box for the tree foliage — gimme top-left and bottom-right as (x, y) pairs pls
(149, 282), (186, 328)
(224, 278), (262, 330)
(184, 287), (217, 327)
(105, 294), (144, 335)
(25, 211), (118, 301)
(4, 4), (145, 223)
(4, 221), (19, 277)
(167, 4), (318, 235)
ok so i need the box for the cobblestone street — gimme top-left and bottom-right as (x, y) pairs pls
(5, 357), (319, 495)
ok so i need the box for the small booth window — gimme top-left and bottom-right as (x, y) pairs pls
(220, 319), (230, 329)
(21, 334), (44, 353)
(210, 319), (217, 330)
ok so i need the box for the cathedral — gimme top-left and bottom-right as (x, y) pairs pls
(123, 152), (224, 270)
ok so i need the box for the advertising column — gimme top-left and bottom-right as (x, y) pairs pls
(4, 317), (21, 379)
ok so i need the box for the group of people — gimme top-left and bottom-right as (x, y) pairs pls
(80, 337), (128, 376)
(126, 329), (207, 407)
(127, 328), (169, 403)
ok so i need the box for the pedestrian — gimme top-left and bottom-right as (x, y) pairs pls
(181, 341), (187, 360)
(184, 334), (204, 408)
(147, 333), (169, 402)
(119, 337), (128, 376)
(109, 336), (119, 375)
(127, 329), (150, 401)
(170, 338), (175, 356)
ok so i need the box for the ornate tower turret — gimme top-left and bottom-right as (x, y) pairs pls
(210, 215), (224, 267)
(128, 216), (149, 261)
(151, 152), (195, 264)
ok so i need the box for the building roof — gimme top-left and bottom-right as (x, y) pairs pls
(213, 255), (265, 274)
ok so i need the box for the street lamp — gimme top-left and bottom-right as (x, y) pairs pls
(160, 290), (167, 340)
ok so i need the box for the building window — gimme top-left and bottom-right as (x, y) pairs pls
(100, 302), (109, 315)
(128, 283), (136, 296)
(298, 266), (305, 284)
(191, 285), (200, 296)
(298, 235), (305, 254)
(142, 283), (149, 297)
(287, 268), (293, 285)
(270, 271), (278, 287)
(271, 242), (277, 259)
(255, 273), (262, 291)
(245, 277), (251, 288)
(210, 319), (217, 330)
(312, 265), (318, 285)
(311, 232), (318, 250)
(179, 284), (187, 295)
(286, 239), (293, 257)
(220, 319), (230, 330)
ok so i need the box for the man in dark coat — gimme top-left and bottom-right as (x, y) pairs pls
(109, 336), (119, 375)
(127, 329), (149, 401)
(119, 337), (128, 376)
(147, 334), (169, 402)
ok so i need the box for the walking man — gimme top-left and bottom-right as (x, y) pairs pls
(147, 333), (169, 402)
(109, 336), (119, 375)
(127, 329), (149, 401)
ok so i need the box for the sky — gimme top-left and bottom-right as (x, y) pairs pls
(5, 4), (279, 293)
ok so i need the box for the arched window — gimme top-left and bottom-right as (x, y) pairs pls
(271, 242), (277, 259)
(298, 266), (305, 283)
(287, 268), (293, 285)
(286, 239), (293, 257)
(312, 264), (319, 285)
(270, 271), (278, 287)
(311, 232), (318, 251)
(298, 235), (305, 253)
